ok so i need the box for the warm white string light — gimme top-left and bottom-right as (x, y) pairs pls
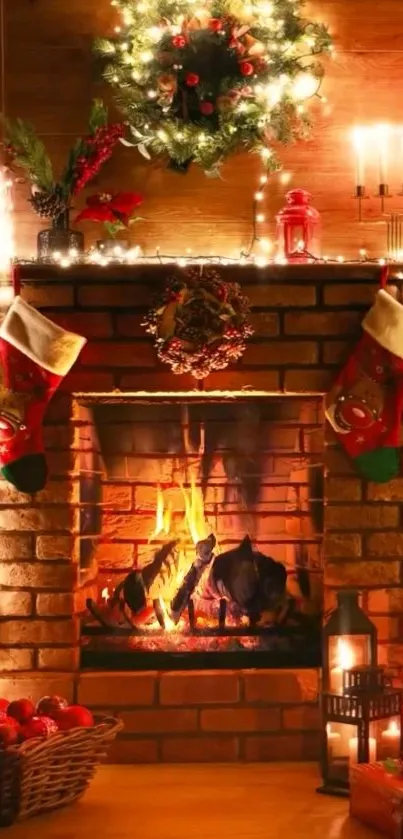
(24, 246), (399, 270)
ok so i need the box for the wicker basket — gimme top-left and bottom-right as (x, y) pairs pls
(0, 716), (123, 827)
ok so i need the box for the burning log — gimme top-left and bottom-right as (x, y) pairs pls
(85, 541), (178, 630)
(170, 533), (216, 624)
(121, 540), (177, 621)
(153, 533), (216, 628)
(202, 535), (287, 622)
(85, 598), (119, 630)
(188, 599), (196, 629)
(218, 598), (227, 629)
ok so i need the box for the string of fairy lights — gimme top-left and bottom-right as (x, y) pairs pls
(1, 2), (401, 272)
(101, 0), (333, 261)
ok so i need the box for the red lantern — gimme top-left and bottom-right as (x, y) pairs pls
(275, 189), (320, 262)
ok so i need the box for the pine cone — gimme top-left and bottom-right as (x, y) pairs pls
(29, 190), (67, 220)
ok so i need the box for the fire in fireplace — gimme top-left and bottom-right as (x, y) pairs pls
(79, 394), (324, 669)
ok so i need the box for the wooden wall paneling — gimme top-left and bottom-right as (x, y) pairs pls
(7, 0), (403, 257)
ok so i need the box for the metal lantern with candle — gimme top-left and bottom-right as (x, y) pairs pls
(323, 590), (377, 694)
(275, 189), (320, 262)
(319, 665), (403, 797)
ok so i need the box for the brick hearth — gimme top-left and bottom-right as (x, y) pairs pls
(0, 262), (400, 763)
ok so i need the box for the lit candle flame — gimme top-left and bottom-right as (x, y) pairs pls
(101, 586), (110, 604)
(336, 638), (355, 669)
(386, 720), (400, 735)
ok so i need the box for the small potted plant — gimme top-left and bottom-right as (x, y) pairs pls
(2, 100), (125, 260)
(75, 191), (143, 256)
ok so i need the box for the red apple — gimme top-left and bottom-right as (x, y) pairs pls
(0, 724), (19, 749)
(0, 699), (9, 714)
(21, 716), (58, 741)
(7, 698), (35, 724)
(36, 695), (68, 719)
(56, 706), (94, 731)
(0, 713), (21, 733)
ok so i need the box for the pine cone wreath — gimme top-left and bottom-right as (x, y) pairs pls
(29, 189), (67, 220)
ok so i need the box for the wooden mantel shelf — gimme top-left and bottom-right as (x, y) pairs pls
(16, 261), (399, 285)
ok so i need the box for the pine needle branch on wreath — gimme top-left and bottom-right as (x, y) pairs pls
(95, 0), (332, 176)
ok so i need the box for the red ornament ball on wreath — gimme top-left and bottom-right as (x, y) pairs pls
(200, 101), (215, 116)
(185, 72), (200, 87)
(172, 34), (187, 48)
(21, 715), (58, 741)
(239, 61), (254, 77)
(208, 18), (223, 31)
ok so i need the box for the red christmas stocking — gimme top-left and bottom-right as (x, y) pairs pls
(326, 287), (403, 483)
(0, 296), (86, 493)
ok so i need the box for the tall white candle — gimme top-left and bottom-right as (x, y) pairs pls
(349, 736), (376, 765)
(326, 724), (342, 758)
(381, 720), (400, 755)
(376, 123), (390, 185)
(352, 127), (366, 187)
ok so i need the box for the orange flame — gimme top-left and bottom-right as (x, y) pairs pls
(154, 597), (176, 632)
(335, 638), (355, 670)
(149, 480), (208, 546)
(180, 477), (208, 545)
(149, 485), (172, 541)
(146, 479), (209, 613)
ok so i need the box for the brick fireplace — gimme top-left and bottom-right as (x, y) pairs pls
(0, 262), (400, 763)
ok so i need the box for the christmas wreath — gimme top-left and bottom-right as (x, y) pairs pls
(96, 0), (331, 175)
(144, 269), (254, 378)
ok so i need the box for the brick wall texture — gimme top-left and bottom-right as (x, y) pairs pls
(0, 262), (399, 763)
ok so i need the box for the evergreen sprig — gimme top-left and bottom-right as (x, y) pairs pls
(3, 118), (54, 191)
(2, 100), (121, 220)
(95, 0), (331, 175)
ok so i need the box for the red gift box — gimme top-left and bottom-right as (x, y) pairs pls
(350, 763), (403, 838)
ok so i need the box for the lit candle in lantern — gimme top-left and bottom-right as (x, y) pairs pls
(101, 586), (110, 604)
(326, 724), (342, 757)
(348, 735), (376, 766)
(330, 638), (355, 694)
(352, 127), (366, 188)
(381, 720), (400, 751)
(375, 123), (390, 186)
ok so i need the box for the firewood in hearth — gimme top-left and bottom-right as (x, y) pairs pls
(201, 535), (287, 621)
(108, 540), (177, 624)
(168, 533), (216, 624)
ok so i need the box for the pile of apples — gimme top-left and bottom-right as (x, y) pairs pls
(0, 695), (94, 749)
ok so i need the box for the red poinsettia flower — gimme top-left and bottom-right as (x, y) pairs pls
(76, 192), (143, 226)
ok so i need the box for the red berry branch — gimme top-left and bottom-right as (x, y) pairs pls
(72, 123), (125, 194)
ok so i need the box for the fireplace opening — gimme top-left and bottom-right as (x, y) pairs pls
(78, 394), (324, 670)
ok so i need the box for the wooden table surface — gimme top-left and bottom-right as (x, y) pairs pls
(5, 764), (380, 839)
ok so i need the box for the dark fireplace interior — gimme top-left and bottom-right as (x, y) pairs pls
(79, 395), (324, 669)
